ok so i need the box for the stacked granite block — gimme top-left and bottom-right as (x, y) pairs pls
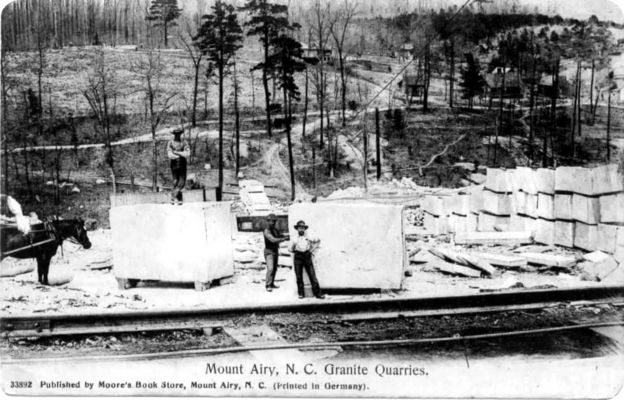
(479, 168), (512, 231)
(421, 164), (623, 266)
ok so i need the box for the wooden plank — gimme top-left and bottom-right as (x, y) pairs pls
(433, 261), (482, 278)
(428, 248), (497, 276)
(458, 253), (499, 276)
(471, 252), (528, 268)
(454, 231), (533, 245)
(517, 252), (577, 268)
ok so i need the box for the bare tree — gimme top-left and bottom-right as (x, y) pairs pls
(178, 16), (204, 126)
(1, 47), (13, 193)
(48, 88), (61, 204)
(83, 49), (118, 193)
(309, 0), (332, 149)
(134, 48), (178, 191)
(329, 0), (357, 127)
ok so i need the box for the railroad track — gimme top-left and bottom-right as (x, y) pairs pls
(1, 285), (623, 339)
(4, 321), (622, 365)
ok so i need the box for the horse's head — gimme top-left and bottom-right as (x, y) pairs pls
(55, 218), (92, 249)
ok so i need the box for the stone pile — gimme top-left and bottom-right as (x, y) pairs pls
(239, 180), (272, 215)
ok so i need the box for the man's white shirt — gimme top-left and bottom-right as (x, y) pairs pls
(289, 233), (320, 253)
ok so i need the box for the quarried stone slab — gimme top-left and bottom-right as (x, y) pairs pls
(110, 202), (234, 284)
(289, 202), (406, 289)
(572, 194), (601, 224)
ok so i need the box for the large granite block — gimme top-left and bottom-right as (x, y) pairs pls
(510, 213), (524, 231)
(289, 203), (406, 289)
(485, 168), (512, 193)
(424, 212), (449, 235)
(467, 212), (479, 232)
(599, 193), (624, 224)
(535, 168), (555, 194)
(596, 224), (620, 254)
(478, 212), (510, 232)
(524, 193), (538, 217)
(448, 194), (470, 216)
(423, 195), (444, 216)
(554, 194), (573, 220)
(555, 166), (593, 195)
(574, 222), (599, 252)
(572, 194), (601, 224)
(515, 167), (538, 194)
(510, 191), (525, 215)
(469, 190), (484, 214)
(481, 189), (511, 216)
(534, 218), (555, 245)
(509, 214), (537, 235)
(554, 220), (575, 248)
(591, 164), (624, 195)
(110, 202), (234, 284)
(536, 193), (555, 220)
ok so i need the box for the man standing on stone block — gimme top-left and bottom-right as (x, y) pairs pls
(167, 128), (190, 204)
(289, 220), (325, 299)
(263, 214), (289, 292)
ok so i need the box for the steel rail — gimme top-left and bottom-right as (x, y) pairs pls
(4, 321), (622, 365)
(1, 285), (622, 338)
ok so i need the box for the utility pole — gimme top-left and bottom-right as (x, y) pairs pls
(363, 126), (368, 190)
(312, 146), (316, 189)
(376, 107), (381, 180)
(607, 90), (611, 161)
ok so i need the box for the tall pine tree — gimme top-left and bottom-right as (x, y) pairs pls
(194, 0), (242, 200)
(459, 53), (484, 109)
(269, 33), (306, 200)
(240, 0), (292, 138)
(146, 0), (182, 47)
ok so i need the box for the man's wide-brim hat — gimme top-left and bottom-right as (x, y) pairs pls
(294, 220), (308, 229)
(172, 128), (184, 135)
(266, 213), (277, 221)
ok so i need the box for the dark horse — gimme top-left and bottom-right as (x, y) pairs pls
(1, 219), (92, 285)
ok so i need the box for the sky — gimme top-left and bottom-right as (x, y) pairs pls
(352, 0), (624, 22)
(511, 0), (624, 22)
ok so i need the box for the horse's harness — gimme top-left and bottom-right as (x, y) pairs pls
(24, 221), (63, 256)
(0, 221), (60, 257)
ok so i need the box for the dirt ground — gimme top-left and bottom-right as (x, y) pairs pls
(0, 228), (605, 317)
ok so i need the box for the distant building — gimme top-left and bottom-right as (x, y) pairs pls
(398, 43), (414, 61)
(484, 68), (523, 100)
(301, 46), (333, 65)
(537, 74), (572, 98)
